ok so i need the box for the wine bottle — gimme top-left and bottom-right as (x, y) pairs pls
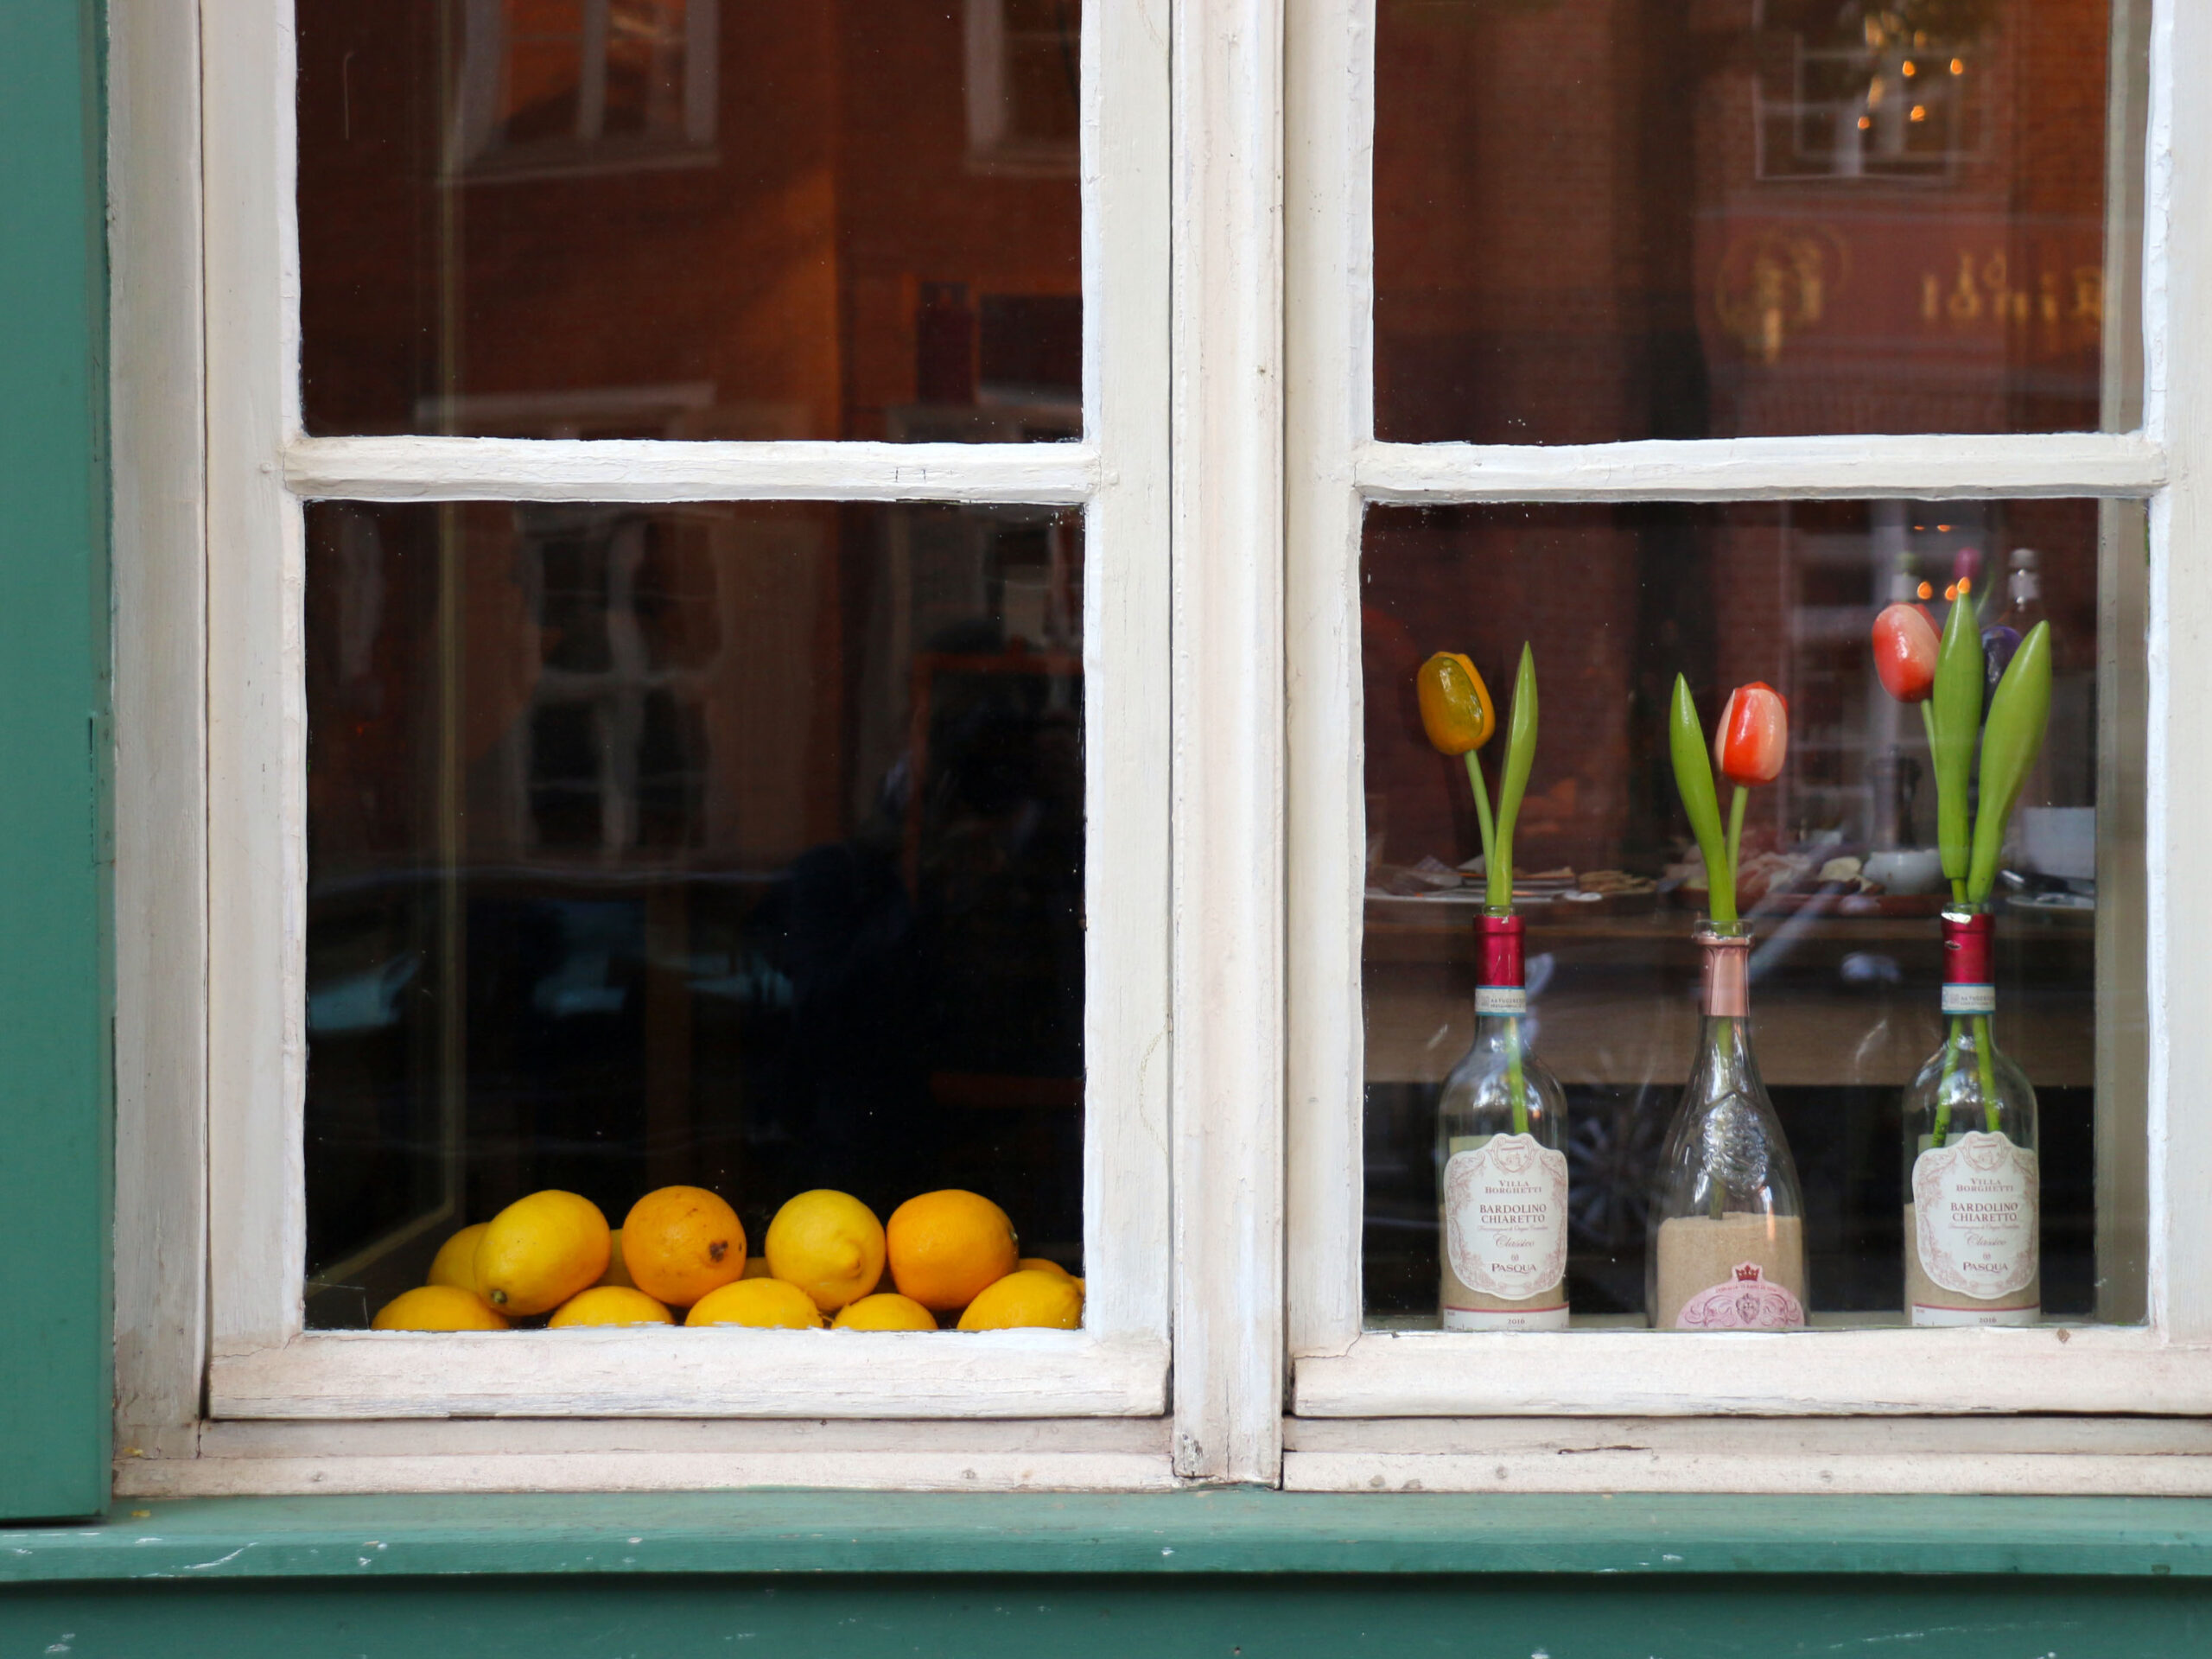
(1648, 924), (1808, 1330)
(1437, 910), (1570, 1331)
(1902, 905), (2040, 1325)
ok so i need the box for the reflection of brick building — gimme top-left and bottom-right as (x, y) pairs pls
(1374, 0), (2111, 443)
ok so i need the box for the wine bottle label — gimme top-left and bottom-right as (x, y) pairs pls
(1912, 1131), (2037, 1300)
(1474, 987), (1527, 1016)
(1442, 1134), (1568, 1303)
(1941, 982), (1996, 1015)
(1674, 1261), (1806, 1332)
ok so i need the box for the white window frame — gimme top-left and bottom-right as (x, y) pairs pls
(1279, 0), (2212, 1489)
(111, 0), (1198, 1494)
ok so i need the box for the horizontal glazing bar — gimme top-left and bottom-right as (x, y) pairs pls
(1356, 434), (2166, 504)
(286, 437), (1100, 505)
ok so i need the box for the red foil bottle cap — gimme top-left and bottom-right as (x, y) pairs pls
(1942, 908), (1993, 985)
(1477, 911), (1525, 988)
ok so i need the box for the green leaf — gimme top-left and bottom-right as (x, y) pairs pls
(1669, 675), (1732, 924)
(1967, 620), (2053, 903)
(1488, 645), (1539, 909)
(1931, 592), (1983, 886)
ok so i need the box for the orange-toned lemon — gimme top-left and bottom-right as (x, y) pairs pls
(686, 1277), (824, 1329)
(428, 1223), (491, 1297)
(832, 1293), (939, 1332)
(621, 1185), (747, 1307)
(372, 1285), (510, 1332)
(956, 1268), (1084, 1332)
(474, 1191), (612, 1315)
(765, 1190), (886, 1313)
(886, 1190), (1019, 1312)
(594, 1229), (638, 1289)
(1017, 1256), (1071, 1280)
(548, 1286), (673, 1328)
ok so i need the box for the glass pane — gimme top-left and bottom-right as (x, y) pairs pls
(303, 499), (1085, 1326)
(1359, 498), (2145, 1328)
(296, 2), (1083, 441)
(1373, 0), (2147, 443)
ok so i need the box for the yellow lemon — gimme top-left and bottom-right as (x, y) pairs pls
(1017, 1256), (1071, 1280)
(686, 1277), (824, 1329)
(765, 1190), (887, 1313)
(886, 1190), (1019, 1312)
(832, 1293), (939, 1332)
(474, 1190), (612, 1315)
(621, 1185), (747, 1307)
(956, 1268), (1083, 1332)
(372, 1285), (510, 1332)
(549, 1286), (673, 1328)
(427, 1223), (490, 1297)
(594, 1229), (638, 1289)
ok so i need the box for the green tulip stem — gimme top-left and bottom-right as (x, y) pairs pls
(1933, 1016), (1963, 1148)
(1504, 1015), (1530, 1137)
(1973, 1014), (2000, 1134)
(1725, 785), (1749, 902)
(1464, 751), (1497, 877)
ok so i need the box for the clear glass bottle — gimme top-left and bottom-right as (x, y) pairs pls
(1436, 910), (1570, 1330)
(1901, 905), (2040, 1325)
(1647, 924), (1808, 1330)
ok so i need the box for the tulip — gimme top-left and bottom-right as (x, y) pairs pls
(1713, 682), (1789, 788)
(1416, 652), (1495, 756)
(1872, 602), (1939, 702)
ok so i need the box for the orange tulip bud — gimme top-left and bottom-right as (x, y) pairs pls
(1872, 602), (1940, 703)
(1713, 681), (1789, 787)
(1416, 652), (1496, 756)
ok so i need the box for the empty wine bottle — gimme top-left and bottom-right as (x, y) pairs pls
(1902, 904), (2040, 1325)
(1647, 924), (1808, 1331)
(1436, 910), (1570, 1330)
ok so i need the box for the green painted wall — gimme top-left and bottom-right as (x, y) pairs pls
(0, 0), (111, 1524)
(1, 1573), (2208, 1658)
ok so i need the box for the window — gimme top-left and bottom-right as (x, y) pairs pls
(108, 0), (2212, 1498)
(1281, 0), (2212, 1489)
(113, 0), (1173, 1489)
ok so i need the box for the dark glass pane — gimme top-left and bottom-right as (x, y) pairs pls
(1360, 499), (2142, 1325)
(303, 499), (1085, 1325)
(296, 2), (1083, 441)
(1373, 0), (2144, 442)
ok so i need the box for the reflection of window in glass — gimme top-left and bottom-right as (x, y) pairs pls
(964, 0), (1079, 175)
(516, 509), (718, 856)
(450, 0), (719, 178)
(1756, 1), (1989, 181)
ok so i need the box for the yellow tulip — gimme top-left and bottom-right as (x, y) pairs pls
(1416, 652), (1495, 755)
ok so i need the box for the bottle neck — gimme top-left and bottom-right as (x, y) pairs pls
(1694, 926), (1751, 1018)
(1473, 909), (1527, 1019)
(1941, 906), (1995, 1016)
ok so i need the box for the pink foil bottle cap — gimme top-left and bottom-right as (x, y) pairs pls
(1694, 925), (1751, 1018)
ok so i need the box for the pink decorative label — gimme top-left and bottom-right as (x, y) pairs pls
(1913, 1131), (2038, 1300)
(1675, 1262), (1806, 1331)
(1443, 1135), (1568, 1301)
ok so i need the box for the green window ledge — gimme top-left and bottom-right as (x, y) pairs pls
(5, 1490), (2212, 1582)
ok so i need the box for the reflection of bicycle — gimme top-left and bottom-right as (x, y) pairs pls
(1566, 1085), (1669, 1255)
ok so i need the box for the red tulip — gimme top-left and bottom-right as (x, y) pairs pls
(1872, 602), (1939, 703)
(1713, 682), (1789, 787)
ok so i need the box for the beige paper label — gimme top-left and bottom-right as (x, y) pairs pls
(1912, 1131), (2038, 1300)
(1442, 1134), (1568, 1302)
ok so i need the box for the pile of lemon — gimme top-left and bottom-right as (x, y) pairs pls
(370, 1185), (1083, 1334)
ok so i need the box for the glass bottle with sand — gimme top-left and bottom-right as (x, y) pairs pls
(1646, 923), (1808, 1331)
(1437, 909), (1570, 1330)
(1900, 904), (2039, 1325)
